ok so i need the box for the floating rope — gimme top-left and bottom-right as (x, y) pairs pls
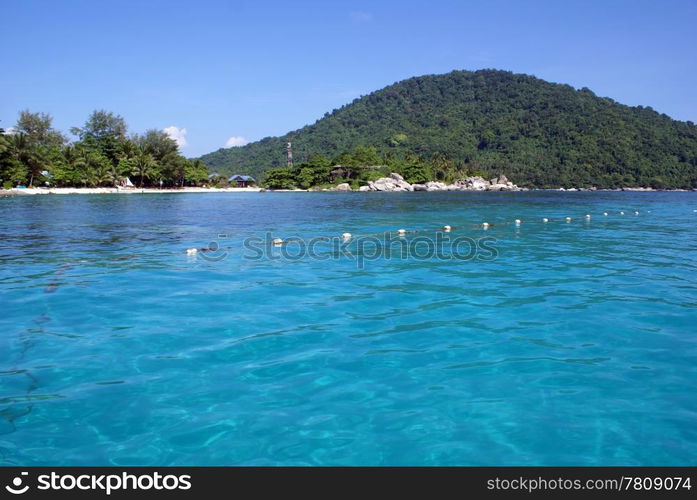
(182, 208), (683, 253)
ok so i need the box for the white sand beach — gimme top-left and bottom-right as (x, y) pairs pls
(1, 186), (263, 196)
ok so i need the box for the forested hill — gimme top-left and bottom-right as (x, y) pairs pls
(199, 69), (697, 189)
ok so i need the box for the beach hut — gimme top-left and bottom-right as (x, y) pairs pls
(228, 175), (256, 187)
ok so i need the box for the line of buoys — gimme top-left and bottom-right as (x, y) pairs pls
(185, 209), (660, 253)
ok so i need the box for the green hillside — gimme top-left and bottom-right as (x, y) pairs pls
(199, 69), (697, 189)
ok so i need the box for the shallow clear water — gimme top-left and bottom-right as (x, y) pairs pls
(1, 191), (696, 466)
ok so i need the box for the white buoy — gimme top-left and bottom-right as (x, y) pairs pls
(341, 232), (352, 239)
(542, 218), (549, 223)
(482, 222), (490, 229)
(565, 217), (572, 222)
(585, 214), (591, 220)
(620, 211), (625, 215)
(634, 211), (639, 215)
(514, 219), (521, 225)
(442, 225), (452, 232)
(397, 229), (407, 235)
(603, 212), (608, 216)
(272, 238), (284, 246)
(186, 248), (197, 255)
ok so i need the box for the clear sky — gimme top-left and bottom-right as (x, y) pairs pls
(2, 0), (696, 157)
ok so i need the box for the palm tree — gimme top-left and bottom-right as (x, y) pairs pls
(93, 163), (116, 187)
(8, 133), (43, 186)
(60, 145), (88, 186)
(132, 149), (157, 188)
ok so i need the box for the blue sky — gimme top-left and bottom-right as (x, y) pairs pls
(2, 0), (696, 157)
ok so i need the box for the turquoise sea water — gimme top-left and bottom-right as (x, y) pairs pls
(1, 191), (696, 466)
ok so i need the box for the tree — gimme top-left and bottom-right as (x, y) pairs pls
(2, 111), (198, 188)
(307, 154), (331, 169)
(402, 163), (432, 184)
(91, 162), (116, 187)
(71, 110), (127, 142)
(131, 149), (158, 187)
(184, 159), (209, 186)
(51, 145), (87, 186)
(71, 110), (128, 166)
(0, 129), (28, 186)
(15, 110), (66, 148)
(7, 133), (45, 186)
(295, 167), (316, 189)
(160, 154), (188, 187)
(135, 129), (179, 162)
(77, 148), (112, 187)
(262, 167), (296, 189)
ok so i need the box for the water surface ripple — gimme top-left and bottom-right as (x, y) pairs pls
(1, 192), (696, 465)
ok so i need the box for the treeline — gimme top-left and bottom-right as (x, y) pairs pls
(201, 70), (697, 189)
(0, 110), (208, 188)
(262, 145), (485, 189)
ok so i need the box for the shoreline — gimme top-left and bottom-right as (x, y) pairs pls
(1, 186), (695, 197)
(1, 186), (263, 196)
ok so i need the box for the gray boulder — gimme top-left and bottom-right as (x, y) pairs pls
(368, 173), (413, 192)
(389, 172), (406, 182)
(424, 181), (448, 191)
(456, 176), (489, 190)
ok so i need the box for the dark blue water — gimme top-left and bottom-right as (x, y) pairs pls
(1, 192), (696, 465)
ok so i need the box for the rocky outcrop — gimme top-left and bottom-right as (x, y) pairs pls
(358, 173), (522, 192)
(365, 172), (414, 192)
(454, 176), (489, 190)
(333, 183), (352, 192)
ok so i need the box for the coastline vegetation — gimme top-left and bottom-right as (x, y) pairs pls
(0, 110), (208, 189)
(201, 70), (697, 190)
(261, 145), (486, 189)
(5, 71), (697, 192)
